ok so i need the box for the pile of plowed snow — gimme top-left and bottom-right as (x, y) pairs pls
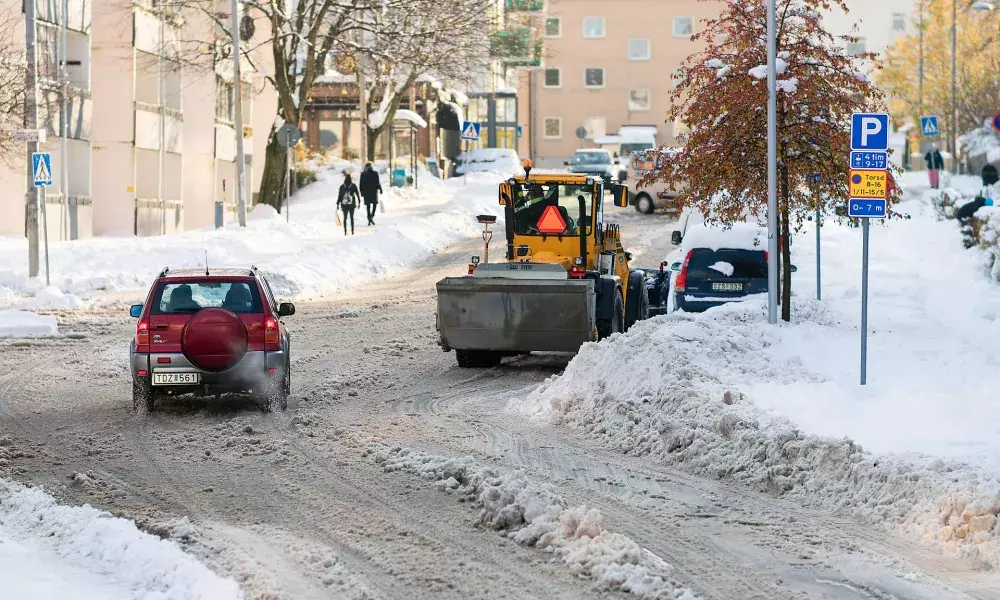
(512, 299), (1000, 568)
(366, 443), (698, 600)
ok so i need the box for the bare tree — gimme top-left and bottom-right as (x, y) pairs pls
(0, 6), (27, 166)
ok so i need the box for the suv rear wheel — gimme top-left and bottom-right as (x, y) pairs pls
(132, 377), (155, 413)
(258, 366), (289, 413)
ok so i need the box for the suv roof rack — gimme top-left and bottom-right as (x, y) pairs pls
(249, 265), (259, 276)
(158, 267), (170, 277)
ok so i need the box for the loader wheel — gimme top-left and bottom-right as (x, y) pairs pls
(597, 292), (624, 341)
(456, 350), (503, 368)
(625, 271), (650, 330)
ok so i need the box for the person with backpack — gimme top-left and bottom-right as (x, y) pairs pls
(337, 172), (361, 235)
(925, 145), (945, 189)
(359, 163), (383, 226)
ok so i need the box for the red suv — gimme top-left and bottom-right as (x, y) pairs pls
(129, 266), (294, 413)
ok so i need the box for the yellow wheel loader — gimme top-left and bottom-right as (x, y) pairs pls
(435, 163), (664, 368)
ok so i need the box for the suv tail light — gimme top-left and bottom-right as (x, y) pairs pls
(135, 319), (149, 347)
(264, 317), (279, 346)
(674, 250), (693, 292)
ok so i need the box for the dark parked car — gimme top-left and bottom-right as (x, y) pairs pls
(564, 149), (616, 186)
(128, 266), (294, 413)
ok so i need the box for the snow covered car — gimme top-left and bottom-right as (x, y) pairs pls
(670, 222), (773, 313)
(455, 148), (525, 178)
(564, 149), (616, 187)
(128, 267), (294, 413)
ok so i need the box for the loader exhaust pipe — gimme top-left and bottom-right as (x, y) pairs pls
(578, 195), (588, 269)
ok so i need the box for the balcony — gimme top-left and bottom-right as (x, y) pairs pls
(492, 28), (543, 68)
(36, 0), (92, 31)
(504, 0), (544, 11)
(38, 85), (92, 140)
(134, 101), (183, 153)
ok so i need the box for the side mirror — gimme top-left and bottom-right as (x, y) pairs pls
(563, 161), (570, 166)
(671, 231), (683, 246)
(671, 262), (682, 272)
(277, 302), (296, 317)
(129, 304), (143, 318)
(498, 182), (511, 206)
(624, 251), (633, 261)
(790, 265), (798, 273)
(612, 184), (629, 208)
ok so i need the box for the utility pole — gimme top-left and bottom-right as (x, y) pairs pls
(231, 0), (247, 226)
(25, 0), (40, 278)
(60, 0), (69, 240)
(766, 0), (778, 324)
(951, 0), (958, 171)
(919, 1), (924, 109)
(158, 0), (167, 234)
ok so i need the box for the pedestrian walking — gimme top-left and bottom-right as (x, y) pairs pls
(359, 162), (383, 226)
(337, 172), (360, 235)
(925, 145), (945, 189)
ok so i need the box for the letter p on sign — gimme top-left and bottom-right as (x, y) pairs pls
(851, 113), (890, 152)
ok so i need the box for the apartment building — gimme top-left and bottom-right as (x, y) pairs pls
(0, 0), (276, 239)
(531, 0), (718, 166)
(822, 0), (917, 57)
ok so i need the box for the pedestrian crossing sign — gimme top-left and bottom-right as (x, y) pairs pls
(461, 121), (481, 141)
(920, 116), (939, 137)
(31, 152), (52, 187)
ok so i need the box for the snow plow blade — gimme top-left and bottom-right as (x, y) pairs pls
(436, 277), (596, 353)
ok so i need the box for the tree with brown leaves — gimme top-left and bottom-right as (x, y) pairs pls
(651, 0), (901, 320)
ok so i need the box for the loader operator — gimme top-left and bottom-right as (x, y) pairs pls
(513, 183), (579, 235)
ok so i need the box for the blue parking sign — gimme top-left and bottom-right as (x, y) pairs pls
(850, 113), (889, 151)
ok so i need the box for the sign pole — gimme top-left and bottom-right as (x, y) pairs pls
(40, 185), (50, 286)
(25, 0), (39, 279)
(860, 219), (870, 385)
(285, 146), (291, 223)
(464, 139), (468, 187)
(816, 204), (821, 301)
(765, 0), (778, 324)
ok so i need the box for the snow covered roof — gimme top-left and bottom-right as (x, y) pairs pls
(448, 89), (470, 105)
(681, 222), (765, 253)
(393, 109), (428, 128)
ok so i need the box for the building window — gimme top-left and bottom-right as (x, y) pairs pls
(544, 67), (561, 88)
(584, 67), (605, 88)
(628, 89), (651, 111)
(846, 38), (866, 56)
(583, 16), (605, 38)
(892, 13), (906, 32)
(628, 38), (650, 61)
(215, 76), (234, 122)
(543, 117), (562, 139)
(545, 17), (561, 37)
(37, 23), (59, 81)
(673, 16), (694, 38)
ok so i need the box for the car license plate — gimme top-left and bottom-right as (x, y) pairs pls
(152, 372), (200, 386)
(712, 282), (743, 292)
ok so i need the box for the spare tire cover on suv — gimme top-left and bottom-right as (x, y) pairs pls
(181, 308), (249, 372)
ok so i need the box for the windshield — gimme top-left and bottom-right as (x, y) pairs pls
(571, 152), (611, 165)
(686, 249), (767, 279)
(151, 280), (263, 314)
(511, 183), (594, 236)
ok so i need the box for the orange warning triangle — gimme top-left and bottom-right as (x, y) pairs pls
(536, 205), (567, 234)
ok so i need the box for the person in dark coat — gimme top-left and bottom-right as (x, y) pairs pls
(359, 163), (383, 226)
(925, 145), (945, 189)
(337, 173), (360, 235)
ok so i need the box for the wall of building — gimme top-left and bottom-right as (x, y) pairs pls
(822, 0), (915, 56)
(533, 0), (719, 166)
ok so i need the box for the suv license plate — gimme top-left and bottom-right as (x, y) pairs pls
(712, 282), (743, 292)
(152, 372), (200, 386)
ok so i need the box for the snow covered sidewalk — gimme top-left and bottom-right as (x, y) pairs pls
(0, 168), (504, 311)
(514, 182), (1000, 567)
(0, 478), (243, 599)
(0, 311), (58, 337)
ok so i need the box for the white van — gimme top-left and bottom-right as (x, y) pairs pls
(625, 148), (686, 215)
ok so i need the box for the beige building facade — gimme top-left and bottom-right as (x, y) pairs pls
(0, 0), (276, 239)
(530, 0), (718, 167)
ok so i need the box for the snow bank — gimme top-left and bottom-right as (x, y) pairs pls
(0, 169), (505, 310)
(0, 311), (58, 337)
(365, 444), (698, 600)
(514, 192), (1000, 567)
(0, 478), (243, 599)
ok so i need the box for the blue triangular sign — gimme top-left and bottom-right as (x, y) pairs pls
(921, 116), (938, 136)
(461, 121), (479, 140)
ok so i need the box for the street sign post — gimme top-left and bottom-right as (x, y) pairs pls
(849, 113), (890, 385)
(920, 116), (939, 137)
(276, 124), (300, 223)
(31, 152), (52, 286)
(14, 129), (46, 143)
(811, 172), (822, 301)
(461, 121), (481, 187)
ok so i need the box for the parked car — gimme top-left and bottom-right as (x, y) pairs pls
(669, 222), (794, 313)
(625, 148), (686, 215)
(128, 266), (294, 413)
(564, 149), (616, 186)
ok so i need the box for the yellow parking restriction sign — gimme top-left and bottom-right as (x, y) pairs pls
(848, 169), (887, 198)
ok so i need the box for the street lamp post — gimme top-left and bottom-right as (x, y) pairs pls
(952, 0), (958, 169)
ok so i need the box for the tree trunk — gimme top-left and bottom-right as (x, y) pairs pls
(258, 127), (287, 212)
(367, 127), (378, 162)
(780, 164), (792, 322)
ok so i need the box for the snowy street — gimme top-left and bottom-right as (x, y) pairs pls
(1, 180), (998, 599)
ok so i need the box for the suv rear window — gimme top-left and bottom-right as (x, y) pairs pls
(151, 280), (263, 315)
(687, 248), (767, 279)
(571, 152), (611, 165)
